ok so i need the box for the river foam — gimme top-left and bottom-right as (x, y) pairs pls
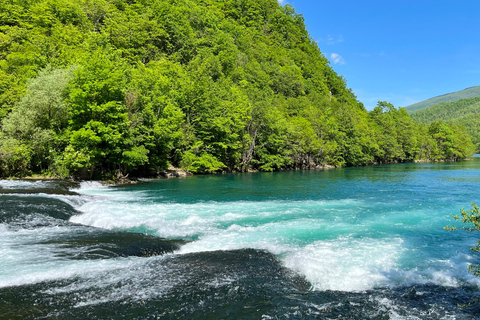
(3, 170), (477, 294)
(64, 180), (480, 293)
(284, 237), (404, 291)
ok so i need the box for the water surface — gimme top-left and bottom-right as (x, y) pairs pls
(1, 160), (480, 318)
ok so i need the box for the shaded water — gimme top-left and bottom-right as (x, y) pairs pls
(1, 160), (480, 319)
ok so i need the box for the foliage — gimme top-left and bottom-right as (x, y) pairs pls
(181, 150), (225, 173)
(445, 203), (480, 278)
(0, 0), (475, 179)
(368, 102), (474, 163)
(0, 65), (75, 175)
(411, 97), (480, 152)
(0, 134), (32, 177)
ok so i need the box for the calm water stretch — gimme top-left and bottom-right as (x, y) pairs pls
(2, 159), (480, 319)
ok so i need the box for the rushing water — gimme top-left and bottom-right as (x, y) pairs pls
(2, 159), (480, 319)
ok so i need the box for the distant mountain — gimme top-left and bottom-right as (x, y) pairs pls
(410, 96), (480, 150)
(406, 86), (480, 113)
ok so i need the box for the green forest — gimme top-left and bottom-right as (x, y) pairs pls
(411, 96), (480, 151)
(0, 0), (475, 179)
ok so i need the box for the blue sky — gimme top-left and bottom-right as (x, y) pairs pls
(281, 0), (480, 110)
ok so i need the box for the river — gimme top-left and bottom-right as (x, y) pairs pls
(1, 159), (480, 319)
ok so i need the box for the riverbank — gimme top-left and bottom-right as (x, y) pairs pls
(1, 157), (473, 186)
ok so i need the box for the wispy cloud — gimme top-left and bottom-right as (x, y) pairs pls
(330, 53), (345, 65)
(319, 34), (344, 45)
(277, 0), (287, 4)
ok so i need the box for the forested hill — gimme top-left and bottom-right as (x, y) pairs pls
(0, 0), (475, 179)
(411, 97), (480, 151)
(405, 86), (480, 113)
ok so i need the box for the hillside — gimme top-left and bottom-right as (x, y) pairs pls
(411, 97), (480, 150)
(406, 86), (480, 113)
(0, 0), (474, 178)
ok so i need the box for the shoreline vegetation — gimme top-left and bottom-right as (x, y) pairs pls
(0, 0), (475, 181)
(2, 157), (474, 186)
(410, 96), (480, 151)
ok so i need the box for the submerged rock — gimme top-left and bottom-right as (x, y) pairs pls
(0, 248), (310, 319)
(0, 195), (78, 225)
(39, 230), (187, 260)
(0, 188), (79, 196)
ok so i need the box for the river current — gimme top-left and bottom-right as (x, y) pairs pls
(1, 159), (480, 319)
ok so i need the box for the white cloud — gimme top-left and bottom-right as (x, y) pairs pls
(330, 53), (345, 65)
(277, 0), (287, 4)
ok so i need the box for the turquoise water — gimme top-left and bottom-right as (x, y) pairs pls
(73, 161), (480, 290)
(1, 159), (480, 318)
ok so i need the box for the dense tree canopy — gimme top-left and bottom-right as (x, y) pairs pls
(0, 0), (475, 178)
(411, 97), (480, 152)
